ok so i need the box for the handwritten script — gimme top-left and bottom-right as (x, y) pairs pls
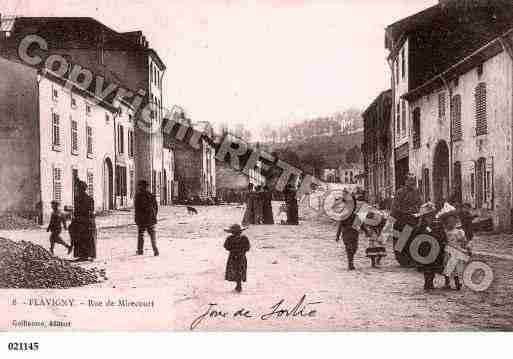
(190, 295), (322, 330)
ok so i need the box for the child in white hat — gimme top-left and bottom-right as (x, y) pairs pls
(437, 203), (470, 290)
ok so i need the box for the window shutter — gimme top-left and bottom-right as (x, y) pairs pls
(438, 92), (446, 119)
(475, 82), (487, 135)
(53, 167), (62, 202)
(451, 95), (462, 141)
(87, 171), (94, 198)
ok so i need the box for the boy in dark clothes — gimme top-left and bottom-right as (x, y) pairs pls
(47, 201), (72, 255)
(459, 203), (477, 251)
(224, 224), (250, 293)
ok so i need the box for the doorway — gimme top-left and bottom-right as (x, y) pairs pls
(103, 158), (114, 210)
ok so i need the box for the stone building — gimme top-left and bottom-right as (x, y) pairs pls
(0, 17), (170, 204)
(0, 55), (135, 223)
(338, 163), (364, 186)
(362, 89), (393, 205)
(385, 0), (513, 230)
(165, 118), (216, 202)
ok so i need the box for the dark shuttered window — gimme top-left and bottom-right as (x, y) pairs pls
(475, 82), (487, 136)
(451, 95), (462, 141)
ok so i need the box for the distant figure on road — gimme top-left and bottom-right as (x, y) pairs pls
(242, 183), (256, 226)
(224, 224), (250, 293)
(254, 185), (264, 224)
(134, 180), (159, 256)
(262, 185), (275, 224)
(284, 183), (299, 225)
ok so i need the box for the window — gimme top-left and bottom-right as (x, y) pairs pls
(423, 168), (430, 202)
(87, 171), (94, 197)
(401, 47), (405, 78)
(396, 103), (400, 136)
(401, 100), (406, 137)
(150, 64), (153, 83)
(105, 114), (110, 123)
(52, 113), (60, 147)
(71, 94), (77, 108)
(395, 60), (399, 84)
(129, 114), (133, 122)
(71, 117), (78, 154)
(118, 124), (125, 154)
(477, 63), (483, 77)
(438, 92), (446, 119)
(476, 157), (486, 208)
(475, 82), (487, 135)
(453, 77), (459, 88)
(116, 166), (127, 197)
(86, 125), (93, 156)
(53, 167), (62, 202)
(86, 103), (92, 116)
(129, 168), (135, 198)
(52, 86), (58, 101)
(451, 95), (462, 141)
(470, 172), (475, 199)
(412, 107), (421, 149)
(128, 130), (134, 157)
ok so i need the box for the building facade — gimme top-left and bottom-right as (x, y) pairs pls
(166, 118), (216, 202)
(338, 164), (364, 186)
(386, 0), (513, 230)
(362, 89), (393, 205)
(0, 56), (135, 223)
(1, 17), (170, 203)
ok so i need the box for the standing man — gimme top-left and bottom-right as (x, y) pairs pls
(135, 180), (159, 256)
(390, 173), (422, 266)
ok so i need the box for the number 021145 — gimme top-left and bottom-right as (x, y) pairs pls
(8, 342), (39, 351)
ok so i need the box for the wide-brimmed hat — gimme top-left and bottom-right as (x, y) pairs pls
(224, 224), (246, 233)
(436, 202), (458, 221)
(416, 201), (437, 217)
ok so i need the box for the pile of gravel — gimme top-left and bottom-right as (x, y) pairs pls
(0, 213), (41, 230)
(0, 238), (106, 289)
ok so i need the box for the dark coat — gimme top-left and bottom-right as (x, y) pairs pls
(134, 190), (158, 226)
(70, 191), (96, 259)
(412, 219), (446, 273)
(262, 190), (274, 224)
(284, 187), (299, 225)
(224, 234), (250, 282)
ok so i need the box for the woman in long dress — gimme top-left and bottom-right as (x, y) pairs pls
(262, 186), (274, 224)
(69, 180), (97, 261)
(242, 184), (256, 226)
(284, 183), (299, 225)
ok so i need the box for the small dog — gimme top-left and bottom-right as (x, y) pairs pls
(186, 206), (198, 215)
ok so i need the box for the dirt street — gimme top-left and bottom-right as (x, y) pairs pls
(1, 204), (512, 331)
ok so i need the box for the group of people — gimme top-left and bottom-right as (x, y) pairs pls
(335, 173), (475, 291)
(47, 179), (160, 260)
(241, 183), (299, 226)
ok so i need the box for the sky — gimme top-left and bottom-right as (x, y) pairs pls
(2, 0), (437, 134)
